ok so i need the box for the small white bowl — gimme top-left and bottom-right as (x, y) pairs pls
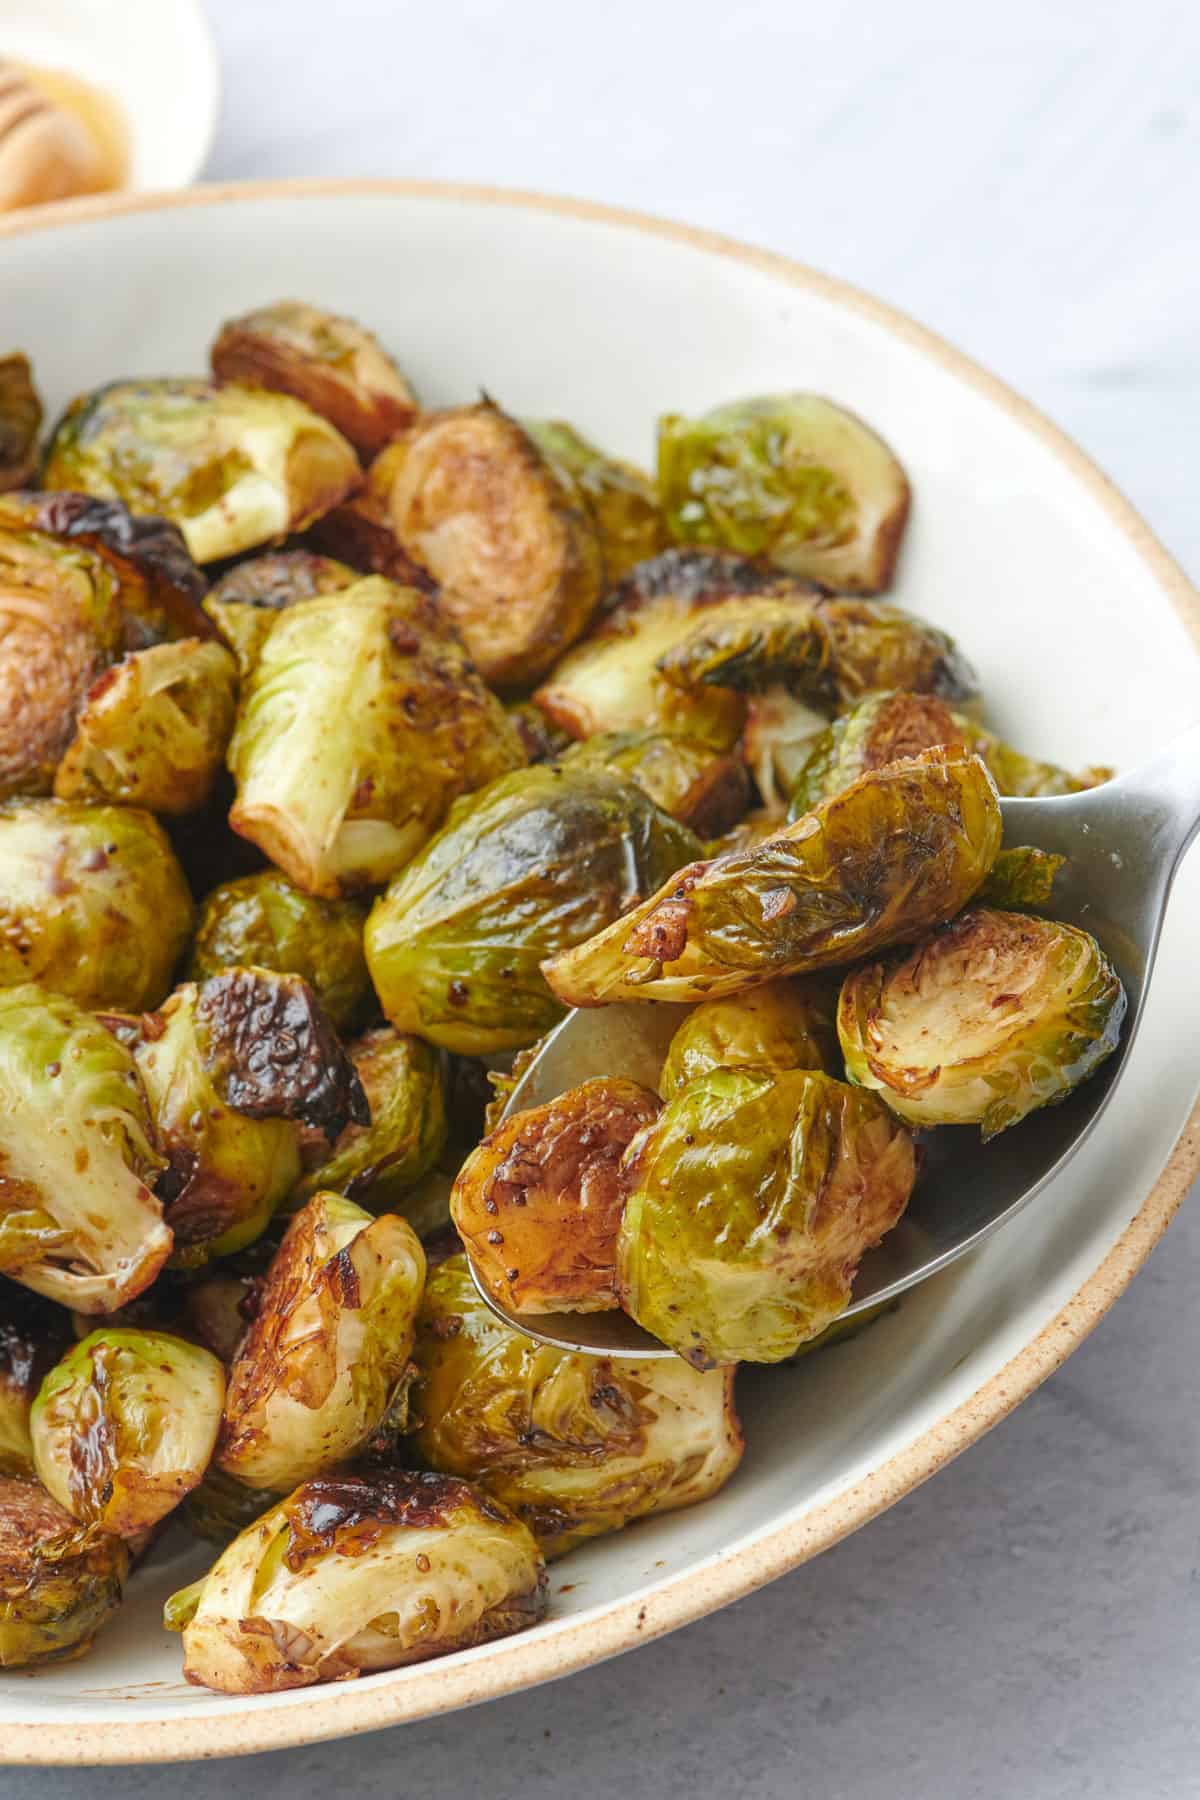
(0, 0), (219, 192)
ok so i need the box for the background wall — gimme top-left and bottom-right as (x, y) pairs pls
(14, 2), (1200, 1793)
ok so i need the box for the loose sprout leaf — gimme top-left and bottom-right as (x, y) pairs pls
(977, 845), (1066, 910)
(961, 716), (1113, 797)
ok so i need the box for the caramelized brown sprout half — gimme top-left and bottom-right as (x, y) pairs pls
(0, 355), (42, 492)
(0, 1474), (129, 1667)
(211, 300), (417, 458)
(452, 1077), (661, 1315)
(788, 689), (967, 817)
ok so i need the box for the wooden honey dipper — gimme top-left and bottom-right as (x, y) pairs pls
(0, 60), (108, 210)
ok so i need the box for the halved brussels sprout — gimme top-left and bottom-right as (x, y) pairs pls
(202, 548), (358, 675)
(657, 393), (910, 591)
(977, 845), (1065, 910)
(0, 491), (210, 648)
(293, 1027), (447, 1212)
(0, 1474), (129, 1667)
(173, 1470), (545, 1693)
(0, 985), (170, 1314)
(658, 976), (840, 1100)
(658, 597), (979, 715)
(533, 548), (787, 746)
(0, 355), (41, 491)
(228, 575), (526, 896)
(350, 401), (604, 687)
(304, 441), (438, 590)
(452, 1078), (661, 1315)
(364, 764), (701, 1054)
(42, 379), (360, 564)
(31, 1328), (224, 1537)
(0, 1286), (71, 1476)
(617, 1068), (915, 1366)
(561, 730), (751, 837)
(963, 718), (1112, 798)
(524, 420), (663, 583)
(188, 870), (370, 1032)
(837, 907), (1126, 1139)
(0, 799), (193, 1010)
(410, 1256), (743, 1558)
(544, 749), (1002, 1006)
(211, 300), (417, 458)
(53, 638), (238, 814)
(788, 689), (967, 817)
(217, 1192), (425, 1491)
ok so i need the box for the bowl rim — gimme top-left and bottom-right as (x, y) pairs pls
(2, 176), (1198, 1765)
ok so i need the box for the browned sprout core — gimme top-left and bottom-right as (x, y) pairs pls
(196, 970), (369, 1142)
(452, 1077), (662, 1314)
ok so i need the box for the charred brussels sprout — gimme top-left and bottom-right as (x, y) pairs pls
(658, 596), (979, 715)
(524, 420), (663, 582)
(364, 764), (702, 1054)
(211, 300), (417, 458)
(788, 689), (967, 817)
(617, 1068), (915, 1366)
(293, 1027), (447, 1212)
(533, 548), (787, 746)
(0, 799), (193, 1010)
(657, 393), (910, 592)
(173, 1471), (545, 1693)
(837, 907), (1126, 1139)
(0, 355), (41, 491)
(188, 870), (370, 1032)
(0, 1474), (129, 1667)
(202, 548), (358, 675)
(42, 379), (360, 564)
(31, 1329), (224, 1536)
(217, 1193), (425, 1491)
(53, 639), (238, 814)
(544, 749), (1002, 1006)
(228, 575), (525, 897)
(658, 977), (840, 1100)
(977, 845), (1065, 910)
(0, 985), (170, 1314)
(411, 1256), (743, 1558)
(561, 730), (751, 837)
(452, 1078), (661, 1315)
(353, 401), (605, 688)
(0, 1287), (71, 1476)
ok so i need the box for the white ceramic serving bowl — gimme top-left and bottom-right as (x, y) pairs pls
(1, 181), (1198, 1764)
(0, 0), (218, 192)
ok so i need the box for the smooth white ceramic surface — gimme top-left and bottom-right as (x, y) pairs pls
(1, 185), (1197, 1750)
(0, 0), (218, 191)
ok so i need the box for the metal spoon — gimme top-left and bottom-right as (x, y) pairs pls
(471, 722), (1200, 1359)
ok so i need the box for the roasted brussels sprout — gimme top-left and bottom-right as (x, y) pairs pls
(181, 1271), (259, 1365)
(202, 548), (359, 675)
(0, 355), (41, 491)
(658, 596), (979, 715)
(31, 1328), (224, 1537)
(411, 1256), (743, 1558)
(364, 764), (701, 1054)
(837, 907), (1126, 1139)
(617, 1068), (915, 1366)
(657, 393), (910, 591)
(788, 689), (967, 817)
(977, 845), (1065, 910)
(303, 443), (437, 590)
(53, 638), (237, 814)
(217, 1193), (425, 1490)
(188, 870), (370, 1032)
(452, 1078), (661, 1314)
(0, 985), (170, 1314)
(228, 575), (526, 896)
(544, 749), (1002, 1006)
(658, 977), (840, 1100)
(348, 402), (605, 687)
(524, 420), (663, 582)
(0, 1474), (129, 1667)
(506, 701), (573, 766)
(293, 1027), (447, 1211)
(963, 719), (1112, 798)
(211, 300), (417, 458)
(173, 1470), (545, 1693)
(0, 799), (193, 1010)
(533, 548), (786, 746)
(561, 730), (751, 837)
(0, 1287), (71, 1476)
(42, 379), (360, 564)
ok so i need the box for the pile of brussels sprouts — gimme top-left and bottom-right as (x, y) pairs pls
(0, 300), (1123, 1692)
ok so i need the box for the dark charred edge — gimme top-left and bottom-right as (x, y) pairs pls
(205, 548), (361, 612)
(197, 969), (370, 1141)
(603, 547), (824, 620)
(282, 1470), (512, 1564)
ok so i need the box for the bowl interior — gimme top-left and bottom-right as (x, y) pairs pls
(2, 186), (1198, 1758)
